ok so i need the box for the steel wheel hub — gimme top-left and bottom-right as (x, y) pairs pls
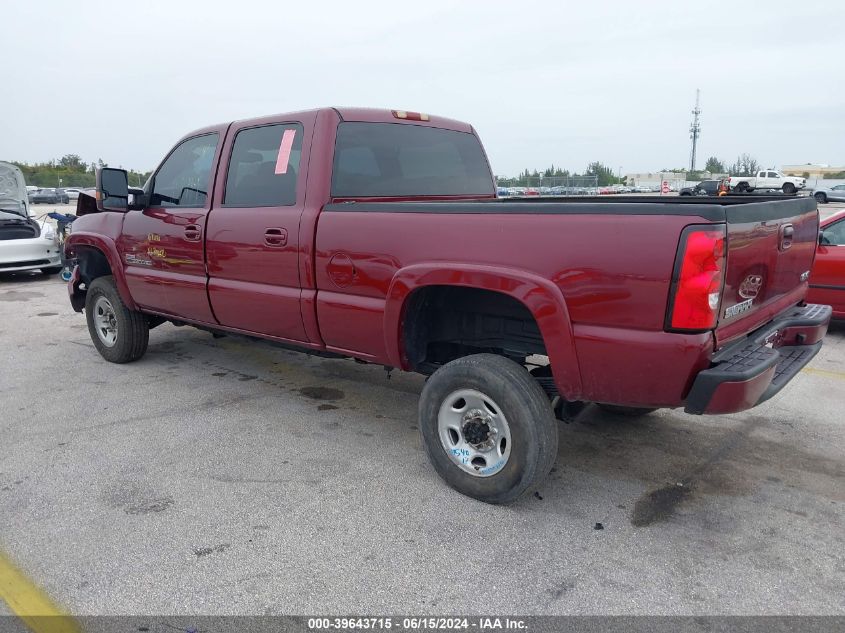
(93, 296), (118, 347)
(462, 409), (494, 448)
(438, 389), (512, 478)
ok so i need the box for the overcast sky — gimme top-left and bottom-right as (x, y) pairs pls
(2, 0), (843, 176)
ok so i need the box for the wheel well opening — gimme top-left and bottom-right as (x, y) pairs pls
(76, 247), (112, 287)
(402, 286), (547, 374)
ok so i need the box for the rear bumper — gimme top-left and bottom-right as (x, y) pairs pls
(684, 303), (831, 415)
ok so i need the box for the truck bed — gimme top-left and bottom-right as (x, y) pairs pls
(318, 194), (818, 405)
(326, 194), (814, 219)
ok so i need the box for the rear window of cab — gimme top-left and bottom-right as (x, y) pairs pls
(331, 122), (494, 198)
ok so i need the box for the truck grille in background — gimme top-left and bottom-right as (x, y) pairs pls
(0, 259), (49, 269)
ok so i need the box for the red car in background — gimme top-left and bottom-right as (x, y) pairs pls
(809, 210), (845, 318)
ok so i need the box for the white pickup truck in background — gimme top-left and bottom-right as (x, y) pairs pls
(728, 170), (806, 194)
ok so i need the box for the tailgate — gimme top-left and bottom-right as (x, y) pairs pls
(716, 198), (819, 346)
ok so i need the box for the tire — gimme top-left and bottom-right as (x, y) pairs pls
(419, 354), (558, 504)
(85, 275), (149, 363)
(782, 183), (796, 194)
(41, 266), (63, 275)
(815, 192), (828, 204)
(597, 404), (659, 417)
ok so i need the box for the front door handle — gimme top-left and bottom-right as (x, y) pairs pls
(780, 224), (794, 251)
(184, 224), (202, 242)
(264, 227), (287, 247)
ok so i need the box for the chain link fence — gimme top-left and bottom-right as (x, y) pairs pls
(497, 175), (600, 196)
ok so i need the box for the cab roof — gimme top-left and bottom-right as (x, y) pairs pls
(185, 107), (474, 138)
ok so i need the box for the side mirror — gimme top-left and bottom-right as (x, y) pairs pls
(96, 167), (129, 212)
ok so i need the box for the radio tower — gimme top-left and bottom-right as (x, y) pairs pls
(689, 89), (701, 172)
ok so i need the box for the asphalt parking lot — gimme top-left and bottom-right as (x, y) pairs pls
(1, 203), (844, 617)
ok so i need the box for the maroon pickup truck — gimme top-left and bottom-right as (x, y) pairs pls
(65, 107), (831, 503)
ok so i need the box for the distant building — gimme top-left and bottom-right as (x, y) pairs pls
(782, 164), (845, 178)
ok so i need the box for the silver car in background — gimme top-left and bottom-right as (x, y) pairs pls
(813, 183), (845, 204)
(0, 162), (63, 275)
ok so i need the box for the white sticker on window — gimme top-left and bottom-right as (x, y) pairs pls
(274, 129), (296, 175)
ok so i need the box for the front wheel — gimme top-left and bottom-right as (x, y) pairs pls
(85, 275), (149, 363)
(782, 183), (796, 194)
(419, 354), (558, 504)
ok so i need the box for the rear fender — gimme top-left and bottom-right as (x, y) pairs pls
(66, 232), (137, 311)
(384, 263), (582, 400)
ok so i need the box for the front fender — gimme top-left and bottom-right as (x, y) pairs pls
(66, 232), (137, 311)
(384, 262), (582, 400)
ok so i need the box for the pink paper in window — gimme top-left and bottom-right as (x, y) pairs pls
(274, 129), (296, 174)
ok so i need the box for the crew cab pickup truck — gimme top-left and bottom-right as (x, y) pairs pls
(65, 107), (831, 503)
(729, 170), (806, 194)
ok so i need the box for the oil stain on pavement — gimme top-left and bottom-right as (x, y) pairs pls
(0, 291), (44, 302)
(299, 386), (345, 401)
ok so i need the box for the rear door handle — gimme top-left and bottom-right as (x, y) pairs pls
(264, 227), (287, 247)
(184, 224), (202, 242)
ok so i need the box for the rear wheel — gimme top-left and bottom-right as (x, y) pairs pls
(815, 192), (828, 204)
(782, 183), (796, 194)
(85, 275), (149, 363)
(419, 354), (558, 504)
(596, 404), (659, 417)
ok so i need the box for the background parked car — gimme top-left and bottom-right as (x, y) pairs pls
(63, 188), (83, 201)
(680, 179), (729, 196)
(31, 188), (70, 204)
(813, 184), (845, 204)
(807, 210), (845, 318)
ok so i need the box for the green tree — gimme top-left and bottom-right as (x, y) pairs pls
(584, 161), (621, 186)
(11, 157), (151, 189)
(728, 154), (760, 177)
(58, 154), (86, 171)
(704, 156), (726, 174)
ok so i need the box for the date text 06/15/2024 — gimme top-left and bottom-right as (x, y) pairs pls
(307, 617), (528, 630)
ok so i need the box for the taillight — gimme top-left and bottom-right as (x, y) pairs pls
(666, 225), (726, 331)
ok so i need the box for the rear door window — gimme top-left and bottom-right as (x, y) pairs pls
(331, 122), (494, 197)
(224, 123), (303, 207)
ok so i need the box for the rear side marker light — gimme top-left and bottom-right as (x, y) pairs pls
(666, 225), (727, 332)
